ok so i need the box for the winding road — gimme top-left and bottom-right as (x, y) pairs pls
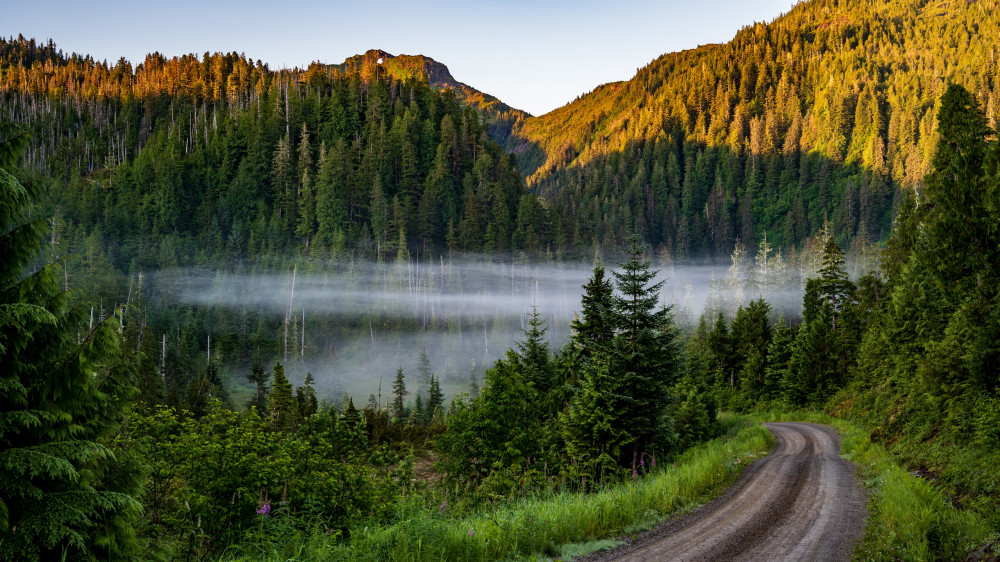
(586, 422), (867, 561)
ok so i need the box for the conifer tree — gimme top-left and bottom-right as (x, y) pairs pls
(295, 372), (318, 420)
(416, 347), (432, 393)
(559, 354), (630, 487)
(245, 359), (270, 414)
(0, 122), (141, 560)
(412, 393), (425, 426)
(425, 374), (444, 424)
(267, 363), (297, 432)
(609, 234), (681, 468)
(516, 306), (553, 392)
(570, 264), (615, 355)
(391, 367), (409, 421)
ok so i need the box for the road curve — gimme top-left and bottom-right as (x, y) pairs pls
(584, 422), (866, 562)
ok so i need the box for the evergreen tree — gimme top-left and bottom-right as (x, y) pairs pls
(416, 347), (432, 393)
(436, 352), (542, 488)
(609, 234), (681, 469)
(295, 372), (318, 420)
(425, 374), (443, 425)
(0, 122), (141, 560)
(764, 322), (795, 402)
(570, 264), (615, 355)
(559, 354), (630, 488)
(245, 359), (270, 414)
(266, 363), (297, 432)
(515, 306), (553, 393)
(412, 393), (425, 426)
(391, 367), (409, 421)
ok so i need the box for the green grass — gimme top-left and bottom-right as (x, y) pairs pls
(224, 415), (773, 561)
(753, 409), (995, 561)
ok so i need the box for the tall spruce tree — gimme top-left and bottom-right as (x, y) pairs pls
(267, 363), (297, 432)
(570, 264), (615, 355)
(609, 234), (681, 469)
(515, 306), (554, 393)
(0, 122), (141, 560)
(295, 372), (318, 420)
(425, 374), (444, 424)
(245, 359), (270, 414)
(391, 367), (409, 421)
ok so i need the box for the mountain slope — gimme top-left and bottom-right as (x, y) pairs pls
(510, 0), (1000, 256)
(335, 49), (530, 143)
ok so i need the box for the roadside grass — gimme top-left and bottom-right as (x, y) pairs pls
(752, 409), (995, 561)
(224, 415), (773, 561)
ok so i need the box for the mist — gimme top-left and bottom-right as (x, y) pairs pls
(150, 257), (808, 404)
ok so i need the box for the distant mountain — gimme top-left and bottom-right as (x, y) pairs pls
(335, 50), (530, 143)
(507, 0), (1000, 257)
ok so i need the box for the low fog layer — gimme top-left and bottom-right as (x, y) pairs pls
(154, 257), (809, 403)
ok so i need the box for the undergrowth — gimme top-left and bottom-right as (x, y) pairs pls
(223, 415), (773, 561)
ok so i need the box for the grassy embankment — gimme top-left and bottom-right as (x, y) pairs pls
(226, 411), (997, 561)
(224, 416), (773, 561)
(754, 410), (996, 561)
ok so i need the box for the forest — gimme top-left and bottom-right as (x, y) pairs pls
(2, 0), (1000, 559)
(511, 0), (1000, 258)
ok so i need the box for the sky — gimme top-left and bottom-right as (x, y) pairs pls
(4, 0), (793, 116)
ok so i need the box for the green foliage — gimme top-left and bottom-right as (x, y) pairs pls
(0, 121), (142, 560)
(435, 351), (543, 493)
(225, 415), (772, 562)
(267, 363), (297, 432)
(123, 402), (399, 559)
(569, 264), (615, 353)
(512, 0), (1000, 256)
(608, 235), (682, 467)
(296, 372), (318, 420)
(391, 367), (409, 422)
(755, 410), (994, 561)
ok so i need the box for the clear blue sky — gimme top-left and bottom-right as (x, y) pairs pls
(4, 0), (793, 116)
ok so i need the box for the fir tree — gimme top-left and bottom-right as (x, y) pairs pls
(295, 372), (318, 420)
(245, 359), (270, 414)
(515, 306), (553, 392)
(0, 122), (142, 560)
(267, 363), (297, 432)
(570, 264), (615, 355)
(559, 354), (631, 488)
(412, 393), (425, 426)
(609, 234), (681, 469)
(391, 367), (409, 421)
(416, 347), (432, 393)
(426, 374), (444, 424)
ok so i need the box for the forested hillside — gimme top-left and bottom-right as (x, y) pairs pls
(0, 37), (540, 267)
(335, 49), (530, 143)
(511, 0), (1000, 257)
(680, 83), (1000, 544)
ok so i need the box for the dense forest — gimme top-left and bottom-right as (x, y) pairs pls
(3, 0), (1000, 558)
(510, 0), (1000, 257)
(4, 82), (998, 558)
(0, 37), (540, 264)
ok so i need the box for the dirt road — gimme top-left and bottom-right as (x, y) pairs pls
(584, 422), (866, 561)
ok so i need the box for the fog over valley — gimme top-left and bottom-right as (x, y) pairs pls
(146, 255), (811, 403)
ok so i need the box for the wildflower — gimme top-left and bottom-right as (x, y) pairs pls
(468, 528), (475, 538)
(640, 457), (645, 468)
(651, 456), (656, 468)
(439, 500), (447, 513)
(256, 502), (271, 516)
(632, 468), (637, 479)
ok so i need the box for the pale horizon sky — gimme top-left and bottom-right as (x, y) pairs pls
(4, 0), (793, 116)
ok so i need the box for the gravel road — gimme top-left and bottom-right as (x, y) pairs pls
(581, 422), (866, 561)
